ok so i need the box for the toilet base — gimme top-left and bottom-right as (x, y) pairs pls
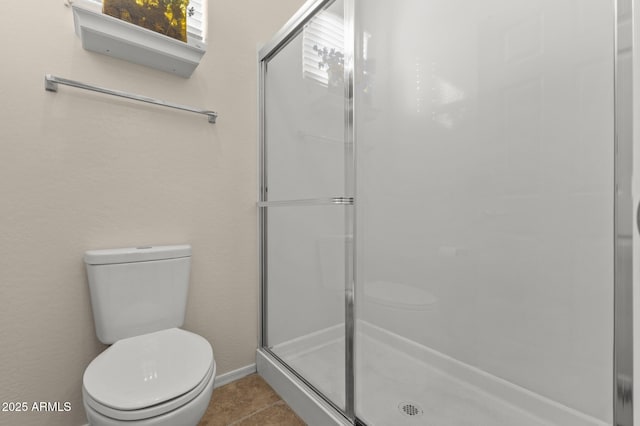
(83, 370), (214, 426)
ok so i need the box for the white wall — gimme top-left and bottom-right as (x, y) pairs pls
(0, 1), (303, 425)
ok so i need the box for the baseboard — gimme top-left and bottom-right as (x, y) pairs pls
(214, 363), (257, 389)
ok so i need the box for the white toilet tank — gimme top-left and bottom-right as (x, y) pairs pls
(84, 245), (192, 344)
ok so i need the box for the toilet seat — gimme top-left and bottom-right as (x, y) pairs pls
(83, 363), (214, 421)
(83, 328), (214, 421)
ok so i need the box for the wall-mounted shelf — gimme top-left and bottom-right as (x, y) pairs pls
(71, 0), (206, 78)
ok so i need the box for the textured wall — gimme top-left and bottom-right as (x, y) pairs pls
(0, 1), (303, 425)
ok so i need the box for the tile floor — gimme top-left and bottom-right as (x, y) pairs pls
(199, 374), (306, 426)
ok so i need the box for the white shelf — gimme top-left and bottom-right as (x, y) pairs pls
(72, 0), (206, 78)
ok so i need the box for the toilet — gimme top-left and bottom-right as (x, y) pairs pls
(82, 245), (215, 426)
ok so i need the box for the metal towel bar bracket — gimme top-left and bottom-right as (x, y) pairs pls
(44, 74), (218, 124)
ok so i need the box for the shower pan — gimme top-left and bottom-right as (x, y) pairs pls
(257, 0), (634, 425)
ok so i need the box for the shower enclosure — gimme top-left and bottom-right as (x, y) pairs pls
(257, 0), (634, 424)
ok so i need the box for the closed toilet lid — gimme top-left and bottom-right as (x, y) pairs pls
(83, 328), (213, 411)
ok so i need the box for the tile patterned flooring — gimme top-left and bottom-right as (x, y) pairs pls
(199, 374), (306, 426)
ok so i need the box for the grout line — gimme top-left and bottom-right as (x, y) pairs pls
(227, 400), (286, 426)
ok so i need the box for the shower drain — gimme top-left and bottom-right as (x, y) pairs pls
(398, 402), (424, 417)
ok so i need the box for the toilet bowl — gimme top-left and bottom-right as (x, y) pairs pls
(82, 245), (215, 426)
(83, 328), (215, 426)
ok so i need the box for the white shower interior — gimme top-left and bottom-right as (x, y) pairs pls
(263, 0), (625, 425)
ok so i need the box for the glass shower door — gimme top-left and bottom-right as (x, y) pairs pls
(260, 0), (349, 413)
(354, 0), (615, 425)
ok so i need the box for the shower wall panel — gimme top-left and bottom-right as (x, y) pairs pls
(355, 0), (614, 422)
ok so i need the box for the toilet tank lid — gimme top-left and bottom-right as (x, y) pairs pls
(84, 245), (192, 265)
